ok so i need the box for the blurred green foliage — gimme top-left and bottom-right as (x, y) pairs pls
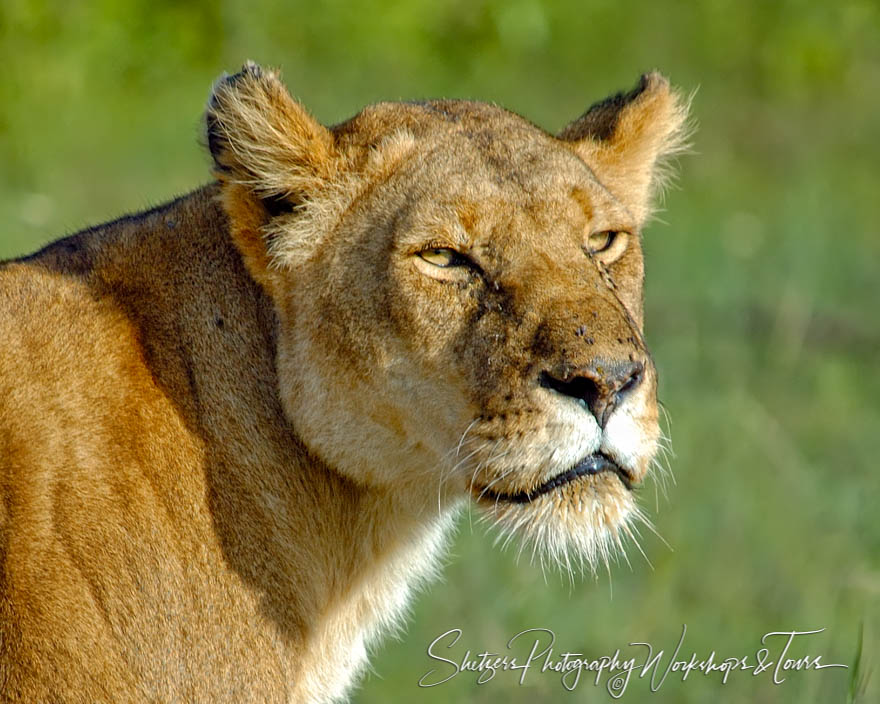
(1, 1), (878, 701)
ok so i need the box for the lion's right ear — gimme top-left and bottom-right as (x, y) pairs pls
(559, 73), (690, 225)
(205, 62), (340, 292)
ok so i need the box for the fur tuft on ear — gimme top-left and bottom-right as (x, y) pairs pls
(559, 72), (692, 224)
(206, 61), (338, 202)
(205, 62), (346, 292)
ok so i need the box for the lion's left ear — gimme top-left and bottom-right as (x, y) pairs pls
(558, 72), (690, 224)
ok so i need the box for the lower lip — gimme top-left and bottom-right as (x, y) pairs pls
(483, 453), (632, 504)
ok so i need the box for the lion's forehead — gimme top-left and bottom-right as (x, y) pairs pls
(427, 131), (592, 195)
(340, 99), (601, 189)
(336, 98), (549, 143)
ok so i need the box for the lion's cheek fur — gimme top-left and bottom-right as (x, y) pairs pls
(274, 301), (472, 505)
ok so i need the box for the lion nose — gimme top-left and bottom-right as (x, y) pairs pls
(539, 359), (644, 428)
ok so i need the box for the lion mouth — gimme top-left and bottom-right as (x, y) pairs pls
(477, 453), (633, 504)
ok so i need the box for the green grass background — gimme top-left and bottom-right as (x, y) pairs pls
(1, 1), (877, 701)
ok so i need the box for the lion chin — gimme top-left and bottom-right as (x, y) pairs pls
(468, 452), (648, 576)
(483, 476), (640, 572)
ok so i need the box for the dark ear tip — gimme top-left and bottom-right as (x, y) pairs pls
(242, 60), (263, 78)
(638, 72), (671, 95)
(212, 61), (264, 98)
(558, 71), (674, 144)
(206, 62), (268, 167)
(624, 73), (652, 104)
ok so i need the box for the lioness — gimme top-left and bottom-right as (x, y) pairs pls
(0, 63), (687, 702)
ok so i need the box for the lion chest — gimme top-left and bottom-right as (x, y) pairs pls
(289, 512), (455, 704)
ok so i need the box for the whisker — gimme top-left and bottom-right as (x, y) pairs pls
(621, 521), (653, 571)
(456, 418), (480, 458)
(633, 509), (673, 552)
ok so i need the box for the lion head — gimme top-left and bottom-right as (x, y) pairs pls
(206, 63), (688, 574)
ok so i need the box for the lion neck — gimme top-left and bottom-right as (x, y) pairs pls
(85, 183), (453, 697)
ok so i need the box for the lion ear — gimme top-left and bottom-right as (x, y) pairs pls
(205, 62), (341, 291)
(558, 72), (690, 224)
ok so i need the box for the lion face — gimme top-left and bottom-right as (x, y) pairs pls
(207, 65), (688, 572)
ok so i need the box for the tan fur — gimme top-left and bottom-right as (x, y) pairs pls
(0, 64), (688, 702)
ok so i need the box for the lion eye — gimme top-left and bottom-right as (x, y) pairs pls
(418, 248), (466, 268)
(585, 230), (629, 262)
(587, 231), (617, 254)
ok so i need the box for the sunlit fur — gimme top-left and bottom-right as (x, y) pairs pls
(0, 62), (688, 702)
